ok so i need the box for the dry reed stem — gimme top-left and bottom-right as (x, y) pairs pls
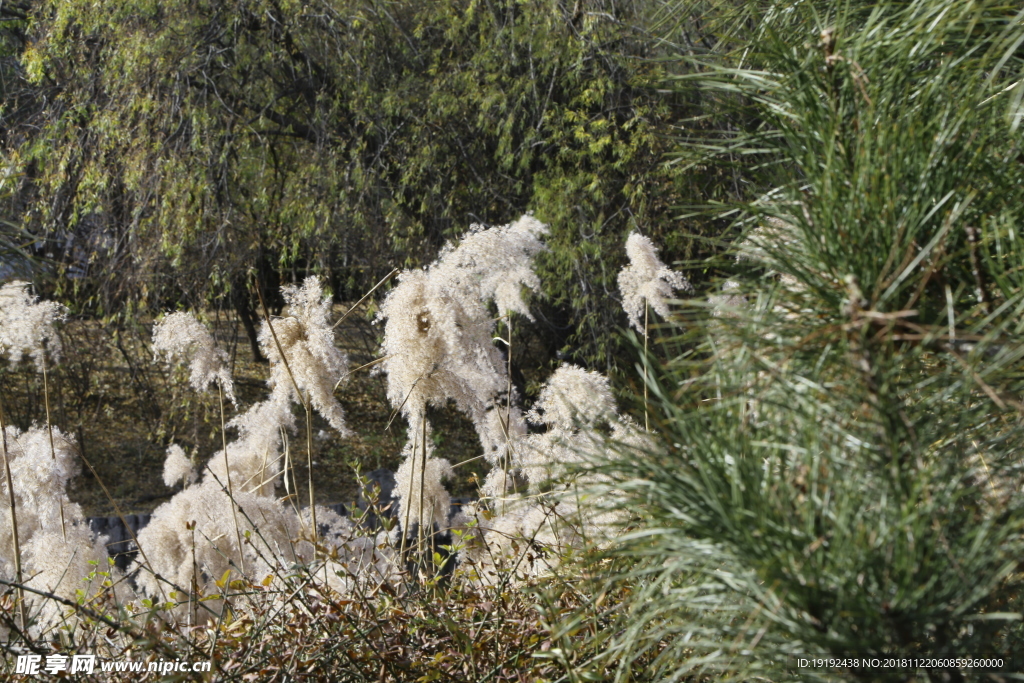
(417, 414), (427, 559)
(333, 355), (389, 392)
(305, 396), (317, 547)
(501, 318), (511, 515)
(189, 521), (198, 631)
(282, 428), (291, 496)
(219, 381), (246, 575)
(644, 301), (649, 432)
(331, 268), (399, 330)
(254, 280), (317, 541)
(41, 357), (67, 542)
(400, 429), (416, 563)
(0, 394), (26, 633)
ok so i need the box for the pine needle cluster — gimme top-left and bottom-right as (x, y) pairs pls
(584, 1), (1024, 679)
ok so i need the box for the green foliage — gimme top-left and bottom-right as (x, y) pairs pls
(586, 0), (1024, 679)
(3, 0), (714, 370)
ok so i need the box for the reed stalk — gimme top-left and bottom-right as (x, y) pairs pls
(643, 301), (649, 432)
(219, 381), (246, 575)
(0, 393), (26, 633)
(41, 351), (67, 541)
(305, 394), (317, 546)
(399, 427), (416, 563)
(254, 281), (317, 543)
(502, 317), (512, 515)
(417, 414), (427, 559)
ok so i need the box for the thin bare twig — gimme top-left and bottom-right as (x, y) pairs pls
(0, 394), (26, 633)
(332, 268), (399, 330)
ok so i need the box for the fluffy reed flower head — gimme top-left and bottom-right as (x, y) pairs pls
(259, 276), (349, 435)
(527, 364), (617, 430)
(153, 311), (235, 404)
(515, 365), (632, 491)
(617, 233), (691, 333)
(163, 443), (197, 488)
(5, 425), (81, 528)
(453, 497), (583, 585)
(0, 280), (66, 371)
(23, 522), (115, 637)
(377, 215), (543, 460)
(708, 279), (747, 317)
(431, 214), (549, 318)
(480, 465), (528, 500)
(133, 478), (314, 616)
(736, 216), (802, 265)
(0, 425), (120, 636)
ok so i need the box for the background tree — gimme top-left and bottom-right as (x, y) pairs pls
(3, 0), (730, 373)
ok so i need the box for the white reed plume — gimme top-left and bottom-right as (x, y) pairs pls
(154, 309), (248, 569)
(0, 281), (67, 625)
(708, 280), (747, 317)
(453, 365), (646, 584)
(735, 216), (804, 266)
(5, 426), (79, 528)
(430, 214), (549, 320)
(451, 497), (580, 585)
(377, 215), (545, 461)
(617, 232), (691, 333)
(528, 364), (617, 431)
(259, 276), (350, 435)
(0, 425), (123, 636)
(23, 522), (116, 636)
(0, 280), (66, 371)
(153, 311), (236, 404)
(163, 443), (197, 488)
(133, 477), (314, 618)
(512, 365), (616, 491)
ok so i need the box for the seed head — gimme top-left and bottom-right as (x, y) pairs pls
(617, 233), (691, 333)
(0, 281), (66, 371)
(153, 311), (235, 404)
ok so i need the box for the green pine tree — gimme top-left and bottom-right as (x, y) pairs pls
(585, 1), (1024, 680)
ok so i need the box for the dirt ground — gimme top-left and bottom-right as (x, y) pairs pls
(0, 303), (489, 517)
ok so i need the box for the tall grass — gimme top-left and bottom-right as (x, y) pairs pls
(1, 216), (639, 680)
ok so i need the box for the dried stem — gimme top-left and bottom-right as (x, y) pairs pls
(0, 393), (26, 633)
(189, 520), (198, 630)
(417, 414), (427, 559)
(400, 428), (415, 562)
(333, 355), (389, 392)
(501, 317), (513, 515)
(306, 394), (317, 544)
(282, 427), (292, 496)
(332, 268), (399, 330)
(644, 301), (649, 432)
(220, 381), (246, 575)
(41, 354), (67, 542)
